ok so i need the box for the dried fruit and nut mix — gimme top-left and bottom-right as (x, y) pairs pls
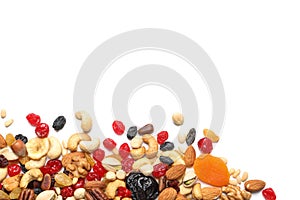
(0, 109), (276, 200)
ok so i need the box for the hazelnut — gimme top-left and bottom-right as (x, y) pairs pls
(11, 139), (26, 157)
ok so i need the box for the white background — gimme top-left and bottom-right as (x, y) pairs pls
(1, 1), (300, 199)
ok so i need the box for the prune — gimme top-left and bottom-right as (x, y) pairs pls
(52, 116), (66, 131)
(15, 134), (28, 144)
(127, 126), (137, 140)
(0, 155), (8, 168)
(126, 172), (158, 200)
(160, 141), (174, 151)
(186, 128), (196, 145)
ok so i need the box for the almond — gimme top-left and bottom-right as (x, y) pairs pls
(201, 187), (221, 200)
(244, 179), (266, 192)
(166, 164), (186, 180)
(175, 193), (187, 200)
(158, 187), (177, 200)
(0, 134), (6, 148)
(184, 145), (196, 167)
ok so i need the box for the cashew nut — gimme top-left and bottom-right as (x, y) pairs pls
(79, 138), (100, 153)
(130, 136), (143, 148)
(36, 190), (57, 200)
(142, 134), (158, 159)
(105, 180), (125, 199)
(192, 183), (202, 200)
(130, 146), (146, 160)
(47, 136), (62, 159)
(20, 169), (43, 188)
(132, 157), (151, 170)
(25, 156), (47, 170)
(67, 133), (91, 151)
(75, 111), (92, 133)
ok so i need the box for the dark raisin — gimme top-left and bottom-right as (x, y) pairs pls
(34, 187), (42, 194)
(63, 168), (70, 175)
(52, 116), (66, 131)
(0, 155), (8, 168)
(127, 126), (137, 140)
(160, 141), (174, 151)
(15, 134), (28, 144)
(20, 163), (28, 173)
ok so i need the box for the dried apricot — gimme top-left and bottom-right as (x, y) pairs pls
(193, 154), (230, 187)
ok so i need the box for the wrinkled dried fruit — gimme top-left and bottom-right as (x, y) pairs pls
(7, 164), (21, 177)
(35, 123), (49, 138)
(112, 120), (125, 135)
(103, 138), (117, 150)
(197, 137), (213, 154)
(55, 173), (73, 186)
(26, 113), (41, 127)
(119, 143), (130, 159)
(122, 157), (134, 173)
(262, 187), (276, 200)
(193, 154), (229, 187)
(157, 131), (168, 145)
(5, 133), (15, 146)
(152, 163), (168, 178)
(117, 186), (132, 198)
(0, 155), (8, 168)
(61, 186), (74, 199)
(52, 116), (66, 131)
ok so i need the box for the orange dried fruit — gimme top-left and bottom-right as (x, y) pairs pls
(193, 154), (230, 187)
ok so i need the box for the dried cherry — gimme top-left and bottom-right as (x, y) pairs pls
(157, 131), (168, 145)
(121, 157), (134, 173)
(61, 186), (74, 199)
(103, 138), (117, 150)
(26, 113), (41, 127)
(93, 162), (107, 178)
(92, 148), (105, 163)
(197, 137), (213, 154)
(112, 120), (125, 135)
(152, 163), (168, 178)
(35, 123), (49, 138)
(117, 186), (132, 198)
(7, 164), (21, 176)
(262, 188), (276, 200)
(119, 143), (130, 159)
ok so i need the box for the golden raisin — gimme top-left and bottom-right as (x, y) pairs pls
(5, 133), (15, 146)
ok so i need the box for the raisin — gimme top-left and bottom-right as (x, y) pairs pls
(127, 126), (137, 140)
(0, 155), (8, 168)
(5, 133), (15, 146)
(159, 156), (174, 165)
(15, 134), (28, 144)
(52, 116), (66, 131)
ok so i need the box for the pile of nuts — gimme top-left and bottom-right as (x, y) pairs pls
(0, 109), (276, 200)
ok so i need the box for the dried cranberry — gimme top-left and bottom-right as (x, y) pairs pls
(157, 131), (168, 145)
(262, 188), (276, 200)
(103, 138), (117, 150)
(7, 164), (21, 176)
(0, 155), (8, 168)
(26, 113), (41, 127)
(121, 157), (134, 173)
(47, 159), (62, 175)
(61, 186), (74, 199)
(35, 123), (49, 138)
(86, 172), (100, 181)
(0, 183), (2, 190)
(119, 143), (130, 159)
(197, 137), (213, 154)
(92, 148), (105, 163)
(112, 120), (125, 135)
(152, 163), (168, 178)
(40, 166), (50, 175)
(93, 162), (107, 178)
(72, 178), (85, 189)
(117, 186), (132, 198)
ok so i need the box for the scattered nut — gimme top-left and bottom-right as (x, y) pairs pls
(116, 170), (126, 180)
(192, 183), (202, 200)
(241, 171), (248, 182)
(130, 136), (143, 148)
(75, 111), (92, 133)
(1, 109), (6, 118)
(36, 190), (57, 200)
(67, 133), (91, 152)
(11, 139), (26, 157)
(47, 136), (62, 159)
(142, 134), (158, 159)
(203, 129), (219, 142)
(4, 119), (14, 127)
(0, 134), (7, 148)
(20, 169), (43, 188)
(105, 180), (125, 199)
(105, 171), (116, 181)
(244, 179), (266, 192)
(3, 174), (21, 191)
(25, 156), (47, 170)
(130, 146), (146, 160)
(79, 138), (100, 153)
(172, 112), (184, 126)
(74, 188), (86, 199)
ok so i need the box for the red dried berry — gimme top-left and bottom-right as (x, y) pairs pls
(40, 166), (50, 175)
(117, 186), (132, 198)
(86, 171), (100, 181)
(35, 123), (49, 138)
(119, 143), (130, 159)
(112, 120), (125, 135)
(26, 113), (41, 127)
(103, 138), (117, 150)
(46, 159), (62, 175)
(121, 157), (134, 173)
(262, 188), (276, 200)
(61, 186), (74, 199)
(157, 131), (168, 145)
(92, 148), (105, 163)
(72, 178), (85, 189)
(152, 163), (168, 178)
(7, 164), (21, 177)
(93, 162), (107, 178)
(0, 183), (2, 190)
(197, 137), (213, 154)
